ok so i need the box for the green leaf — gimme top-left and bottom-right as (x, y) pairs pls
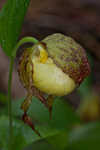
(0, 0), (30, 56)
(0, 116), (39, 150)
(46, 131), (69, 150)
(68, 122), (100, 150)
(25, 131), (68, 150)
(0, 97), (80, 149)
(12, 97), (80, 149)
(25, 140), (57, 150)
(12, 97), (80, 130)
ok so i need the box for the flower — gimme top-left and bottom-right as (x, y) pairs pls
(18, 33), (90, 134)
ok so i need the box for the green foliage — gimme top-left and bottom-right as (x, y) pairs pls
(46, 131), (69, 150)
(12, 97), (80, 130)
(0, 116), (39, 150)
(68, 122), (100, 150)
(0, 97), (80, 150)
(0, 0), (30, 57)
(25, 140), (57, 150)
(1, 97), (100, 150)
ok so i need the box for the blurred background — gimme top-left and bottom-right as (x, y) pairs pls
(0, 0), (100, 150)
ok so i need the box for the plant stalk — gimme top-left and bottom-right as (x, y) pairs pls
(12, 36), (39, 58)
(8, 57), (14, 150)
(8, 36), (39, 150)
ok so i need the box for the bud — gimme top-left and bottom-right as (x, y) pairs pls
(78, 93), (100, 122)
(18, 33), (90, 134)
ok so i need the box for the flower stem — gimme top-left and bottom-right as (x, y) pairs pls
(8, 57), (14, 150)
(12, 36), (39, 59)
(8, 36), (39, 150)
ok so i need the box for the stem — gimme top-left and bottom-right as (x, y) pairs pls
(8, 57), (14, 150)
(12, 36), (38, 58)
(8, 36), (39, 150)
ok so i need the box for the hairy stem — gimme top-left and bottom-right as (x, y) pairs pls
(8, 36), (39, 150)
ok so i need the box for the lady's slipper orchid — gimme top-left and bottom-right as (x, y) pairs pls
(18, 33), (90, 135)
